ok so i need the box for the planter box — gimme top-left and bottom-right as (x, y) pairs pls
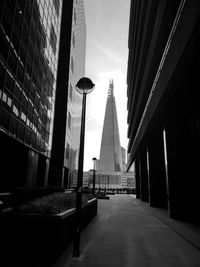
(97, 195), (110, 199)
(0, 198), (97, 263)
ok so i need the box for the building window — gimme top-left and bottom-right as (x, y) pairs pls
(49, 24), (57, 54)
(72, 32), (75, 48)
(0, 108), (10, 130)
(9, 117), (18, 136)
(71, 57), (74, 73)
(66, 143), (70, 159)
(5, 70), (15, 92)
(74, 9), (76, 25)
(53, 0), (60, 16)
(69, 83), (73, 99)
(13, 103), (19, 117)
(68, 112), (71, 129)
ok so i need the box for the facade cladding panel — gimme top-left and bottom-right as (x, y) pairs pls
(65, 0), (86, 175)
(0, 0), (62, 156)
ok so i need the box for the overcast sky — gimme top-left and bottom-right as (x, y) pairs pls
(83, 0), (131, 171)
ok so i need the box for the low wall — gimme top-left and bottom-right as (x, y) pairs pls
(0, 198), (98, 263)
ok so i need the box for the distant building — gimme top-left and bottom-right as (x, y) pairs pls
(87, 171), (135, 191)
(83, 172), (89, 188)
(70, 171), (89, 189)
(121, 146), (126, 171)
(94, 80), (134, 191)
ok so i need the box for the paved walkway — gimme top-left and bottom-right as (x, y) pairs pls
(52, 195), (200, 267)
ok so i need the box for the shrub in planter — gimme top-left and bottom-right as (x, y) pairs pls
(0, 194), (97, 264)
(17, 192), (93, 215)
(11, 186), (65, 210)
(18, 192), (75, 215)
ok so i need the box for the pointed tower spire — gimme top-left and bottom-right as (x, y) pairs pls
(98, 80), (122, 172)
(108, 79), (114, 97)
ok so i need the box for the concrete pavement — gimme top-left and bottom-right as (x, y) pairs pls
(52, 194), (200, 267)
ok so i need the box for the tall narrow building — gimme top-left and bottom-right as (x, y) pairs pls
(98, 80), (122, 172)
(49, 0), (86, 187)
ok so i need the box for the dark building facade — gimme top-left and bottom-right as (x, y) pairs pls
(0, 0), (84, 191)
(127, 0), (200, 222)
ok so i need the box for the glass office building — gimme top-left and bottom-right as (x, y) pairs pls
(0, 0), (62, 154)
(0, 0), (85, 190)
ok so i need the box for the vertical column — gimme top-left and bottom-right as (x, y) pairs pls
(164, 118), (200, 221)
(36, 154), (48, 186)
(164, 89), (200, 222)
(164, 119), (185, 220)
(63, 168), (69, 188)
(139, 147), (149, 202)
(162, 28), (200, 222)
(147, 126), (168, 208)
(26, 149), (39, 187)
(135, 157), (141, 199)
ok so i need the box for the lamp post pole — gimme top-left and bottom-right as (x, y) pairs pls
(105, 175), (106, 193)
(99, 173), (100, 192)
(73, 77), (95, 257)
(92, 157), (97, 195)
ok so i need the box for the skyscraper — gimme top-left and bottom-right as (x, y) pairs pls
(0, 0), (63, 190)
(98, 80), (123, 172)
(49, 0), (86, 187)
(93, 80), (135, 192)
(0, 0), (86, 191)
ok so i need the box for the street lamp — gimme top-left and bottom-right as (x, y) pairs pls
(92, 157), (97, 195)
(73, 77), (95, 257)
(98, 173), (101, 192)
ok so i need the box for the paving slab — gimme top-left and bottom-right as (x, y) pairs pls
(52, 195), (200, 267)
